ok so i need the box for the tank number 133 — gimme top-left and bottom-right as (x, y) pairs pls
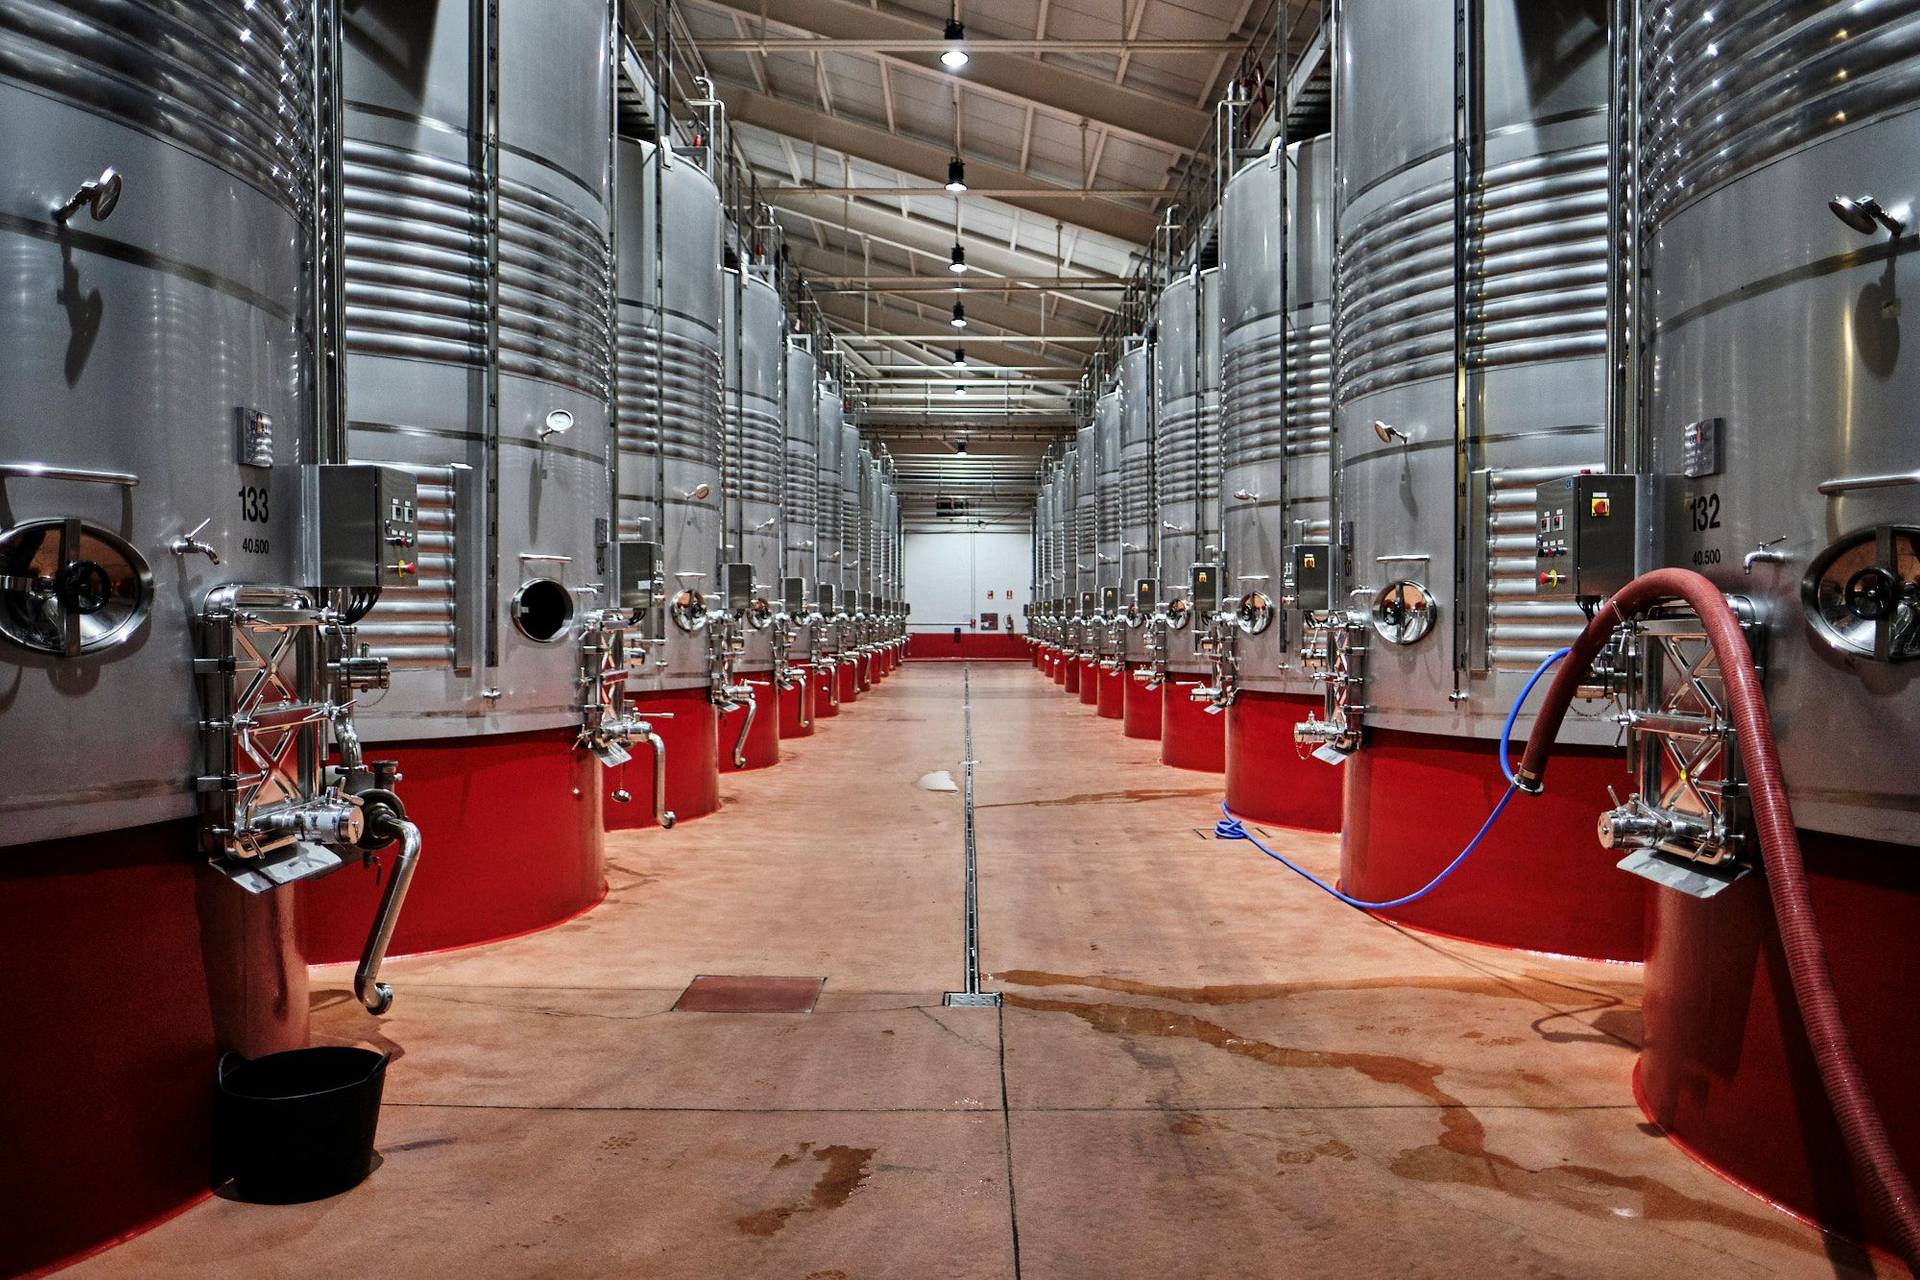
(237, 485), (271, 524)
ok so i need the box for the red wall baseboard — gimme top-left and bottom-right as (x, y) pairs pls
(908, 632), (1030, 660)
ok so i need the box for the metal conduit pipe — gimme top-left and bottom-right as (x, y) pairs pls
(354, 820), (423, 1015)
(1515, 568), (1920, 1272)
(644, 729), (677, 830)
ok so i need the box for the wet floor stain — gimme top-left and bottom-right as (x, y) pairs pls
(993, 969), (1637, 1013)
(1276, 1140), (1357, 1168)
(736, 1142), (877, 1237)
(1002, 991), (1847, 1261)
(975, 786), (1222, 811)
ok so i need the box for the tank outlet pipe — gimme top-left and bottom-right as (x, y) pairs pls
(731, 683), (758, 767)
(644, 728), (676, 829)
(1515, 568), (1920, 1272)
(354, 820), (421, 1015)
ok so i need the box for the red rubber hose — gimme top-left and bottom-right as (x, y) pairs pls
(1517, 568), (1920, 1272)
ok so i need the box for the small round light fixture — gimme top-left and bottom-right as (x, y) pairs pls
(945, 157), (967, 193)
(941, 19), (969, 68)
(951, 347), (966, 368)
(951, 300), (967, 329)
(949, 240), (968, 273)
(955, 383), (968, 396)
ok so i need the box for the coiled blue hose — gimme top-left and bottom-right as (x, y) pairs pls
(1212, 646), (1571, 910)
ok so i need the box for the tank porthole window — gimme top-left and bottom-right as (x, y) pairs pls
(1370, 580), (1436, 646)
(1803, 526), (1920, 663)
(510, 577), (576, 644)
(0, 520), (152, 657)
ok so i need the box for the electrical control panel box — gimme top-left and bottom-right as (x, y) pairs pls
(817, 582), (835, 612)
(1534, 473), (1638, 600)
(1134, 578), (1156, 615)
(1191, 562), (1221, 616)
(783, 576), (807, 615)
(722, 562), (753, 613)
(1101, 586), (1118, 614)
(616, 539), (662, 611)
(304, 463), (419, 590)
(1284, 542), (1333, 612)
(1079, 591), (1095, 616)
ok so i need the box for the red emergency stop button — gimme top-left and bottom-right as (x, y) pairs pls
(1539, 569), (1563, 589)
(1590, 496), (1611, 517)
(395, 560), (416, 576)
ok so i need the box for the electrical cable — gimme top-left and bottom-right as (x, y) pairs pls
(1211, 647), (1567, 910)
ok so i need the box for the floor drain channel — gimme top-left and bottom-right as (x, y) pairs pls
(945, 666), (1001, 1008)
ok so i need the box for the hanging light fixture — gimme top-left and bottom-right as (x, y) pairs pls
(941, 18), (969, 68)
(949, 240), (967, 273)
(955, 383), (969, 396)
(951, 299), (967, 329)
(952, 347), (966, 368)
(945, 156), (967, 193)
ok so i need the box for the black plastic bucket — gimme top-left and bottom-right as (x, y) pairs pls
(214, 1046), (388, 1204)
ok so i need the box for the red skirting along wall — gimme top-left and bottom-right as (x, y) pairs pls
(1638, 827), (1920, 1251)
(718, 676), (781, 771)
(780, 666), (817, 737)
(299, 726), (605, 960)
(1096, 663), (1126, 718)
(1123, 668), (1162, 740)
(811, 663), (841, 719)
(1225, 690), (1341, 833)
(1340, 727), (1646, 963)
(609, 685), (722, 830)
(907, 631), (1030, 660)
(1161, 677), (1226, 772)
(1077, 657), (1099, 706)
(1, 819), (308, 1277)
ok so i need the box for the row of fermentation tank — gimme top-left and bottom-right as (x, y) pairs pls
(0, 1), (907, 1272)
(1027, 0), (1920, 1253)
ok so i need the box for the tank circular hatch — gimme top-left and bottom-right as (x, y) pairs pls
(1803, 526), (1920, 662)
(0, 519), (151, 657)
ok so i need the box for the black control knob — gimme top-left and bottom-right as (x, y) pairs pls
(1844, 566), (1898, 621)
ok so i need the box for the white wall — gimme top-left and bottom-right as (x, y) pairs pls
(904, 529), (1031, 633)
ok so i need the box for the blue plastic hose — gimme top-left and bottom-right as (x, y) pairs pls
(1212, 646), (1570, 910)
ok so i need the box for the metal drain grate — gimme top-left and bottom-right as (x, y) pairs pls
(672, 975), (825, 1013)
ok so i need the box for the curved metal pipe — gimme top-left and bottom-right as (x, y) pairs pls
(731, 686), (758, 768)
(645, 730), (676, 829)
(354, 820), (422, 1015)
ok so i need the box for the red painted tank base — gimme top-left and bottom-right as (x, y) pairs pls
(837, 660), (860, 703)
(1340, 727), (1646, 963)
(607, 686), (721, 830)
(780, 668), (817, 737)
(718, 677), (782, 771)
(1096, 663), (1126, 718)
(1225, 690), (1341, 833)
(1123, 667), (1162, 740)
(1077, 658), (1100, 705)
(1053, 649), (1068, 685)
(1160, 676), (1226, 772)
(1063, 657), (1081, 692)
(0, 818), (309, 1277)
(811, 665), (841, 719)
(1639, 827), (1920, 1251)
(300, 726), (606, 960)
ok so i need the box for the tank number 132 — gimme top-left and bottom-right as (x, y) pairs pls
(237, 485), (271, 524)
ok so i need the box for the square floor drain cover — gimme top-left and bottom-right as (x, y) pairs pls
(673, 975), (825, 1014)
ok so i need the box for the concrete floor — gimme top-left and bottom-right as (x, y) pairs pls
(71, 664), (1894, 1278)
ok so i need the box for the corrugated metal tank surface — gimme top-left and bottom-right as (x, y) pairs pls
(1116, 346), (1156, 664)
(1154, 267), (1222, 674)
(814, 388), (844, 609)
(342, 0), (615, 732)
(1073, 422), (1098, 616)
(723, 269), (784, 671)
(839, 424), (863, 606)
(1639, 0), (1920, 845)
(1221, 134), (1332, 695)
(614, 137), (723, 692)
(1333, 0), (1609, 739)
(783, 344), (819, 587)
(1094, 389), (1123, 657)
(0, 0), (319, 841)
(1055, 446), (1078, 617)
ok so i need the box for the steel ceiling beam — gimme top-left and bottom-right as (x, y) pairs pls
(783, 241), (1099, 340)
(682, 0), (1208, 153)
(722, 89), (1156, 244)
